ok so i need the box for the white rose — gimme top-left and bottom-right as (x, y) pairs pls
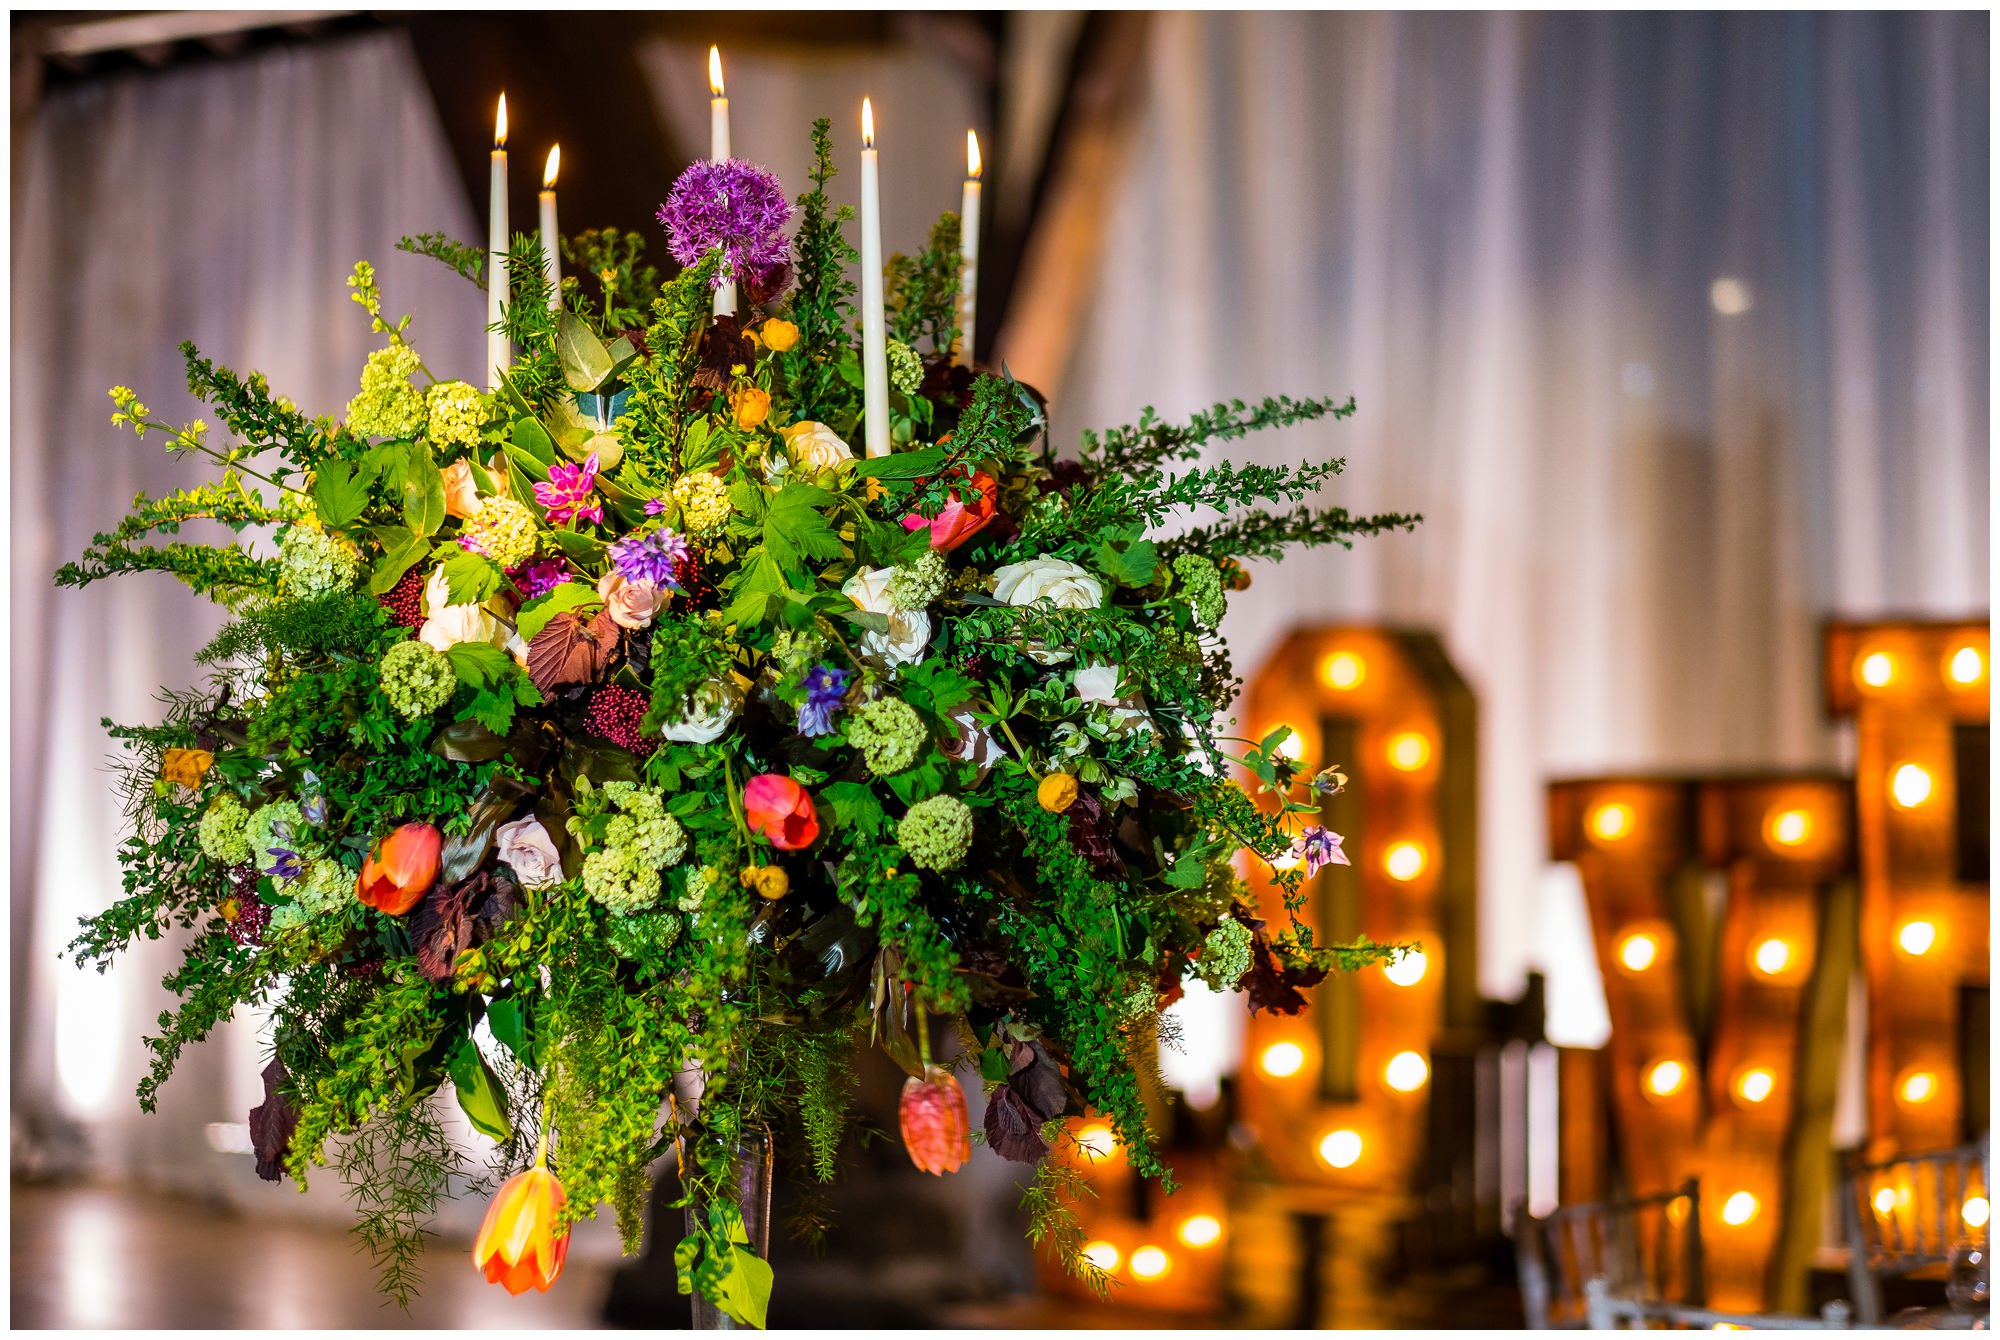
(990, 557), (1105, 664)
(495, 816), (564, 889)
(658, 677), (743, 745)
(419, 564), (504, 654)
(1073, 663), (1123, 704)
(780, 421), (855, 475)
(842, 566), (934, 667)
(941, 707), (1007, 779)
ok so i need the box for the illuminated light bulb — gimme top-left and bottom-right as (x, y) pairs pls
(1384, 950), (1428, 987)
(1949, 646), (1985, 685)
(1178, 1214), (1223, 1248)
(1387, 733), (1431, 771)
(1384, 842), (1427, 882)
(1721, 1192), (1759, 1226)
(1890, 764), (1933, 809)
(1899, 1071), (1937, 1105)
(1321, 652), (1366, 691)
(1897, 920), (1937, 956)
(1857, 651), (1896, 689)
(1318, 1128), (1363, 1169)
(1076, 1123), (1117, 1158)
(1752, 938), (1792, 976)
(1645, 1060), (1686, 1098)
(1259, 1041), (1306, 1079)
(1129, 1245), (1170, 1281)
(1665, 1197), (1690, 1226)
(1384, 1051), (1429, 1092)
(1734, 1068), (1776, 1106)
(1274, 728), (1307, 762)
(1874, 1187), (1899, 1216)
(1965, 1197), (1991, 1230)
(1617, 932), (1659, 974)
(1081, 1240), (1120, 1273)
(1768, 809), (1811, 848)
(1713, 1324), (1749, 1331)
(1589, 802), (1634, 843)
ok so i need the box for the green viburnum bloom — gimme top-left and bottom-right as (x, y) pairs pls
(1171, 554), (1226, 629)
(461, 496), (538, 569)
(345, 343), (426, 438)
(848, 697), (926, 776)
(582, 783), (688, 915)
(379, 639), (457, 719)
(886, 339), (923, 397)
(293, 858), (353, 917)
(887, 549), (947, 611)
(678, 864), (721, 912)
(1194, 917), (1253, 991)
(197, 794), (253, 865)
(896, 794), (973, 872)
(424, 380), (486, 448)
(672, 471), (732, 535)
(607, 909), (683, 962)
(245, 799), (320, 872)
(280, 525), (361, 595)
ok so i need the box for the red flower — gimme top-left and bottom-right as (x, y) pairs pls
(902, 469), (997, 551)
(899, 1065), (971, 1175)
(743, 774), (819, 850)
(356, 823), (442, 916)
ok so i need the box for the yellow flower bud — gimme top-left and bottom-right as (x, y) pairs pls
(1037, 772), (1080, 814)
(734, 386), (772, 432)
(739, 865), (790, 900)
(761, 318), (801, 353)
(1219, 557), (1252, 592)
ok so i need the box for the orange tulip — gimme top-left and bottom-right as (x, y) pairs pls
(899, 1065), (971, 1175)
(473, 1165), (571, 1295)
(742, 774), (819, 851)
(355, 822), (442, 916)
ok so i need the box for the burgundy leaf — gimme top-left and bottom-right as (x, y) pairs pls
(526, 607), (618, 695)
(1006, 1040), (1068, 1123)
(410, 881), (472, 983)
(248, 1057), (298, 1183)
(983, 1084), (1049, 1164)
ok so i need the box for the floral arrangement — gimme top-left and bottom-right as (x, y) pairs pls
(61, 120), (1418, 1324)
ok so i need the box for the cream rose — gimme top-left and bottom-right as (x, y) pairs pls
(992, 557), (1105, 611)
(495, 816), (564, 889)
(842, 566), (933, 667)
(1073, 663), (1123, 704)
(941, 707), (1006, 779)
(597, 571), (668, 631)
(657, 677), (743, 745)
(780, 421), (855, 475)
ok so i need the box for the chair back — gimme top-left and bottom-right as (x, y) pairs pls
(1515, 1180), (1705, 1328)
(1583, 1277), (1853, 1330)
(1840, 1137), (1990, 1324)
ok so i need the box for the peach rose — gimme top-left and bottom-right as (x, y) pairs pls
(596, 571), (667, 630)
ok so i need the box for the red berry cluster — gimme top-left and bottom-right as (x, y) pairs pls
(223, 865), (270, 947)
(378, 567), (426, 630)
(670, 549), (719, 612)
(585, 685), (655, 754)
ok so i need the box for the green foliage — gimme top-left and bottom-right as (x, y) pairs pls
(781, 118), (861, 425)
(337, 1097), (471, 1308)
(885, 211), (962, 355)
(397, 231), (487, 288)
(562, 227), (663, 335)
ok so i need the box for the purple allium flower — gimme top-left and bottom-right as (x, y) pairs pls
(610, 529), (690, 590)
(265, 847), (304, 881)
(509, 556), (573, 600)
(1296, 826), (1349, 877)
(534, 452), (603, 527)
(796, 665), (850, 738)
(644, 497), (668, 517)
(656, 159), (794, 291)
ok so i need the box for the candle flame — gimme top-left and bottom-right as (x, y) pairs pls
(861, 97), (874, 149)
(543, 145), (560, 190)
(708, 45), (725, 98)
(494, 93), (507, 149)
(966, 129), (981, 178)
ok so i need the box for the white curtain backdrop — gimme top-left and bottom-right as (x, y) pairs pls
(11, 31), (485, 1189)
(1052, 11), (1988, 1043)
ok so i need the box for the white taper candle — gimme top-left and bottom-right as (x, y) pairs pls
(487, 95), (510, 392)
(539, 145), (561, 311)
(709, 47), (735, 318)
(859, 98), (889, 457)
(958, 129), (981, 366)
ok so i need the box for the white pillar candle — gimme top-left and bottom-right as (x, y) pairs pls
(709, 46), (735, 319)
(487, 94), (510, 392)
(859, 98), (889, 458)
(539, 144), (561, 311)
(958, 129), (981, 367)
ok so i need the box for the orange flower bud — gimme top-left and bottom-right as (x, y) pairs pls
(473, 1165), (571, 1295)
(760, 318), (801, 353)
(1037, 772), (1079, 814)
(160, 748), (214, 789)
(356, 822), (442, 916)
(899, 1065), (971, 1175)
(742, 774), (819, 851)
(739, 865), (790, 900)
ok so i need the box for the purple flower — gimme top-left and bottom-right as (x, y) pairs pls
(644, 497), (668, 517)
(534, 452), (603, 527)
(1297, 826), (1349, 877)
(796, 665), (850, 738)
(610, 529), (690, 590)
(509, 556), (573, 600)
(265, 847), (304, 881)
(656, 159), (794, 292)
(299, 771), (328, 825)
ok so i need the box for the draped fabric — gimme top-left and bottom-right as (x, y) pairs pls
(11, 31), (483, 1177)
(1053, 11), (1988, 1041)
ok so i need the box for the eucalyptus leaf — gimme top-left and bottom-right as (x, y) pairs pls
(549, 397), (595, 453)
(511, 416), (557, 470)
(557, 310), (615, 392)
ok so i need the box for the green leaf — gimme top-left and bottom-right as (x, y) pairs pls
(367, 525), (431, 594)
(978, 1044), (1010, 1082)
(485, 997), (533, 1066)
(881, 757), (945, 806)
(516, 583), (603, 641)
(547, 527), (607, 563)
(440, 550), (504, 605)
(681, 417), (721, 473)
(1164, 851), (1208, 889)
(401, 440), (446, 536)
(674, 1234), (703, 1296)
(310, 459), (373, 529)
(556, 310), (615, 392)
(445, 640), (515, 690)
(1092, 525), (1158, 588)
(900, 662), (977, 716)
(852, 447), (948, 481)
(764, 483), (842, 563)
(833, 607), (890, 634)
(510, 416), (558, 471)
(719, 1246), (772, 1329)
(447, 1036), (513, 1142)
(709, 1201), (750, 1246)
(822, 780), (884, 834)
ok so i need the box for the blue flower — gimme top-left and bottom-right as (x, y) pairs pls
(796, 665), (850, 738)
(265, 847), (304, 880)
